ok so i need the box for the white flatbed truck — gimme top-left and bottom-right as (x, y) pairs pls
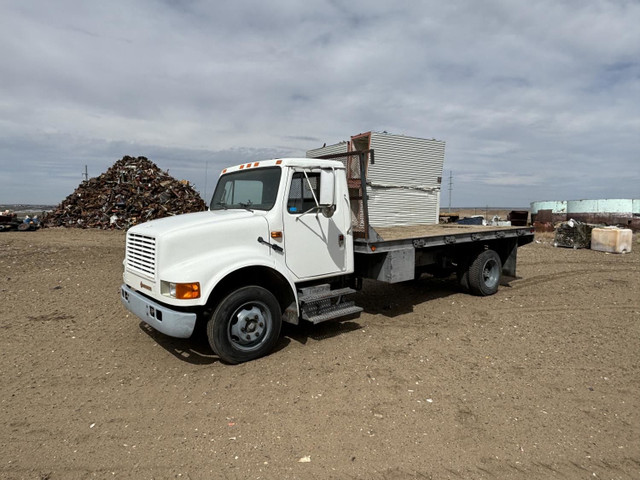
(121, 150), (534, 363)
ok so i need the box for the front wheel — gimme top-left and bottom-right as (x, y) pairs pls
(207, 286), (282, 364)
(467, 250), (502, 296)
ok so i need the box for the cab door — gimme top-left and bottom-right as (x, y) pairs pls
(282, 169), (348, 279)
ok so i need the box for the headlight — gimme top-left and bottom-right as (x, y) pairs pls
(161, 281), (200, 299)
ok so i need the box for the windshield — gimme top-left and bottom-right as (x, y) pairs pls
(210, 166), (282, 211)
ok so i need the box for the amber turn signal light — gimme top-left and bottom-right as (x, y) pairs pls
(176, 282), (200, 299)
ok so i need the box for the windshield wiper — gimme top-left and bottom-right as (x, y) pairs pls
(216, 201), (228, 210)
(239, 202), (254, 212)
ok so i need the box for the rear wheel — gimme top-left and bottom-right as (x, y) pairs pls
(207, 286), (282, 364)
(467, 250), (502, 296)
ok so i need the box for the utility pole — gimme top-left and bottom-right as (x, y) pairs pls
(83, 165), (88, 182)
(448, 170), (453, 213)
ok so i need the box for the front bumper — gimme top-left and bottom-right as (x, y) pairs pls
(120, 284), (197, 338)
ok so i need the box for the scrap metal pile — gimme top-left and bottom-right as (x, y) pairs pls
(43, 156), (206, 229)
(553, 219), (593, 249)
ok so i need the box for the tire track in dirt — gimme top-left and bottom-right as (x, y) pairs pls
(478, 304), (640, 316)
(509, 267), (638, 290)
(336, 456), (640, 479)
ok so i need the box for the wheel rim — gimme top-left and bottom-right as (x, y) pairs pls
(228, 301), (271, 352)
(483, 259), (500, 289)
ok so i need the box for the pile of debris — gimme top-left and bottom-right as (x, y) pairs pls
(43, 156), (206, 229)
(553, 219), (593, 249)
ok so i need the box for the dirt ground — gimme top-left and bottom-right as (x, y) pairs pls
(1, 228), (638, 479)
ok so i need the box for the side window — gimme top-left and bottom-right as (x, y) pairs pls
(287, 172), (320, 214)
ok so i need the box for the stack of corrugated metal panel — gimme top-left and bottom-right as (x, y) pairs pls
(307, 131), (445, 228)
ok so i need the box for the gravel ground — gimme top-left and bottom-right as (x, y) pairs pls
(1, 228), (638, 479)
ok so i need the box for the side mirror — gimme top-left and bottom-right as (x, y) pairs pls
(319, 169), (335, 217)
(319, 169), (335, 206)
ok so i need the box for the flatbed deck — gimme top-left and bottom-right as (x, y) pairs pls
(353, 223), (534, 256)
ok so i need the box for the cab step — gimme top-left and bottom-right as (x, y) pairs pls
(304, 304), (364, 324)
(298, 286), (356, 303)
(299, 285), (363, 324)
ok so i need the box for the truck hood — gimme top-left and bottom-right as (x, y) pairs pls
(126, 209), (272, 285)
(129, 210), (261, 237)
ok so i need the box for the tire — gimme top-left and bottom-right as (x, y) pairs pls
(467, 250), (502, 296)
(207, 286), (282, 364)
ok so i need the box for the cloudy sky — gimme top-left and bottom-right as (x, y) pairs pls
(1, 0), (638, 207)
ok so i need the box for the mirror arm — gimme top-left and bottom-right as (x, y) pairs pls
(302, 171), (320, 207)
(295, 205), (321, 220)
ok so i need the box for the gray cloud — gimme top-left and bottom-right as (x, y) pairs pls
(1, 0), (638, 207)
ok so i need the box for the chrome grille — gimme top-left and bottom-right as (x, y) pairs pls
(126, 233), (156, 278)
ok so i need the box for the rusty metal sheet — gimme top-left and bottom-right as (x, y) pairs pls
(568, 212), (638, 231)
(507, 210), (529, 226)
(533, 221), (554, 232)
